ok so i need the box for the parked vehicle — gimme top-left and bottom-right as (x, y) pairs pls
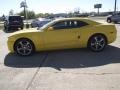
(7, 18), (117, 56)
(31, 18), (51, 28)
(4, 15), (24, 31)
(107, 14), (120, 23)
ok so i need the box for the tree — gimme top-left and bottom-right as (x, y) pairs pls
(17, 10), (36, 19)
(20, 1), (27, 19)
(74, 8), (80, 14)
(36, 13), (44, 18)
(68, 12), (74, 17)
(35, 13), (53, 18)
(27, 11), (36, 19)
(9, 9), (14, 15)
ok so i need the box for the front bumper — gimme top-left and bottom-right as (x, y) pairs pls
(7, 39), (15, 53)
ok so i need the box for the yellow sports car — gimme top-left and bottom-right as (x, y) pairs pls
(7, 18), (117, 56)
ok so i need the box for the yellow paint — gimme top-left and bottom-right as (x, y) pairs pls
(7, 18), (117, 52)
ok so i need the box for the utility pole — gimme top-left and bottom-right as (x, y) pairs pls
(24, 0), (29, 28)
(20, 0), (29, 28)
(114, 0), (117, 14)
(98, 8), (99, 15)
(94, 4), (102, 16)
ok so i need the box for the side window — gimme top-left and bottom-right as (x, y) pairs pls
(52, 21), (68, 29)
(71, 20), (88, 28)
(52, 20), (88, 30)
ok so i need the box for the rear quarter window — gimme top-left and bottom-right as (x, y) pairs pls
(70, 20), (89, 28)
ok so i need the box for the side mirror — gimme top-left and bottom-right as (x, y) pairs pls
(47, 27), (54, 31)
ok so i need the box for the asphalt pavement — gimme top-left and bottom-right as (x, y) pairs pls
(0, 17), (120, 90)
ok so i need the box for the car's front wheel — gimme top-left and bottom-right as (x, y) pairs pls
(88, 34), (107, 52)
(14, 38), (35, 56)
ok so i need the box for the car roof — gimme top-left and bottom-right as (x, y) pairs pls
(5, 15), (22, 19)
(7, 15), (21, 17)
(37, 18), (50, 21)
(53, 18), (100, 25)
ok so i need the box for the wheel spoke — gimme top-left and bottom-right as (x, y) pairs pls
(98, 38), (104, 43)
(91, 42), (95, 46)
(17, 47), (23, 51)
(95, 44), (99, 50)
(94, 37), (98, 42)
(98, 42), (104, 48)
(24, 42), (30, 46)
(99, 44), (103, 48)
(19, 41), (24, 47)
(23, 49), (26, 54)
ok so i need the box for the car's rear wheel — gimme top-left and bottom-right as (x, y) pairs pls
(21, 27), (23, 30)
(5, 26), (10, 31)
(88, 34), (107, 52)
(14, 38), (35, 56)
(107, 18), (112, 23)
(4, 25), (6, 31)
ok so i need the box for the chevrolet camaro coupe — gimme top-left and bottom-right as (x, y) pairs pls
(7, 18), (117, 56)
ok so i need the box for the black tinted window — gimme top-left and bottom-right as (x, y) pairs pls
(9, 16), (22, 21)
(71, 20), (88, 28)
(52, 20), (88, 30)
(52, 21), (68, 29)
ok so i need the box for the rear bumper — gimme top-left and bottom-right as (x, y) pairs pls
(107, 26), (117, 44)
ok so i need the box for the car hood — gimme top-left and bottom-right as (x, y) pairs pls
(10, 29), (43, 36)
(107, 15), (112, 18)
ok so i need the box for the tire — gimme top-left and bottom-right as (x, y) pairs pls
(14, 38), (35, 56)
(21, 27), (23, 30)
(6, 26), (10, 31)
(4, 25), (6, 31)
(31, 25), (33, 28)
(31, 24), (34, 28)
(87, 34), (107, 52)
(4, 23), (7, 31)
(107, 18), (112, 23)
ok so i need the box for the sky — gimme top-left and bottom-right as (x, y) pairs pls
(0, 0), (120, 16)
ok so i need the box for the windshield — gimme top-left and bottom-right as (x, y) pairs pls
(39, 20), (55, 30)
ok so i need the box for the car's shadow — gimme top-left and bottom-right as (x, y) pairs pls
(4, 46), (120, 70)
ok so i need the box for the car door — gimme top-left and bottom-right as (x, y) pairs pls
(112, 15), (120, 21)
(117, 15), (120, 21)
(42, 20), (80, 50)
